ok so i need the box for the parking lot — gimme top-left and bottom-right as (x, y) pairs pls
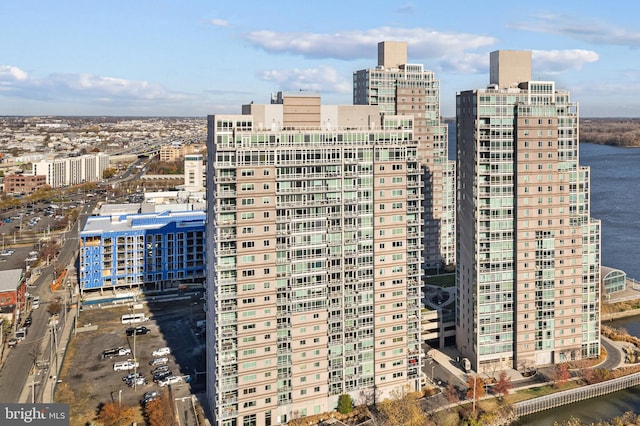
(54, 294), (206, 424)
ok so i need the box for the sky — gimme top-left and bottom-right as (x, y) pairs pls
(1, 1), (639, 117)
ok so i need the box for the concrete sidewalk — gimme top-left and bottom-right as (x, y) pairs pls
(428, 345), (526, 387)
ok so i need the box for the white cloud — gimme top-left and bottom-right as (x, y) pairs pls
(532, 49), (600, 74)
(0, 65), (195, 105)
(0, 65), (29, 82)
(259, 65), (352, 94)
(209, 19), (229, 27)
(396, 3), (417, 14)
(242, 26), (497, 73)
(510, 15), (640, 48)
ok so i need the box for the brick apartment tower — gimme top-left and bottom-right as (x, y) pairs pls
(207, 92), (424, 425)
(354, 41), (456, 270)
(456, 50), (601, 373)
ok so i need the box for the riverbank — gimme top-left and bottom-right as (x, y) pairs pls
(603, 308), (640, 321)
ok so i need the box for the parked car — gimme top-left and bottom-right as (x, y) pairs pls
(149, 357), (169, 366)
(7, 337), (18, 348)
(23, 316), (32, 327)
(158, 375), (182, 387)
(150, 365), (170, 375)
(32, 297), (40, 309)
(152, 347), (170, 357)
(122, 372), (144, 382)
(126, 377), (148, 387)
(141, 390), (159, 406)
(101, 346), (132, 360)
(153, 371), (172, 383)
(126, 326), (151, 336)
(113, 360), (139, 371)
(15, 328), (27, 341)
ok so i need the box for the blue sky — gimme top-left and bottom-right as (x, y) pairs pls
(1, 1), (639, 117)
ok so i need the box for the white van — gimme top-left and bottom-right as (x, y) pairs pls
(32, 297), (40, 310)
(121, 313), (148, 324)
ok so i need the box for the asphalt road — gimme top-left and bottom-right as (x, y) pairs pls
(0, 203), (93, 403)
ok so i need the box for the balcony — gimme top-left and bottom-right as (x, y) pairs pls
(219, 381), (238, 392)
(218, 291), (237, 301)
(219, 408), (238, 420)
(216, 248), (237, 256)
(217, 233), (237, 242)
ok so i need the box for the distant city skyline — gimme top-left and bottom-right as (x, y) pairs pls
(2, 1), (639, 117)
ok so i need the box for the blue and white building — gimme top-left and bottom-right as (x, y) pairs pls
(79, 210), (206, 294)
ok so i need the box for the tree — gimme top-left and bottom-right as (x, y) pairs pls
(103, 167), (117, 179)
(337, 393), (353, 414)
(443, 383), (460, 408)
(146, 393), (174, 426)
(1, 320), (12, 339)
(465, 375), (485, 401)
(552, 363), (571, 388)
(580, 367), (609, 385)
(376, 385), (426, 426)
(493, 371), (513, 400)
(47, 302), (63, 317)
(96, 402), (136, 426)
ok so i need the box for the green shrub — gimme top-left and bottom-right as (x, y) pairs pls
(337, 394), (353, 415)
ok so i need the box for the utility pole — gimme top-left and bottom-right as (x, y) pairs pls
(51, 322), (59, 402)
(472, 375), (477, 416)
(132, 305), (137, 391)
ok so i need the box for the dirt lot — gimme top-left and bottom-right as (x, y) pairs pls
(54, 296), (206, 425)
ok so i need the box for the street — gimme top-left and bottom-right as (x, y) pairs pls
(0, 202), (92, 403)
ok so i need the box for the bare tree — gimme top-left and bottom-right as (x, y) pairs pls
(493, 371), (512, 400)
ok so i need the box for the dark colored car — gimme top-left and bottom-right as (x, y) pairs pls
(141, 390), (159, 405)
(101, 346), (129, 360)
(24, 316), (32, 327)
(126, 326), (151, 336)
(151, 365), (170, 375)
(122, 372), (143, 382)
(153, 371), (172, 383)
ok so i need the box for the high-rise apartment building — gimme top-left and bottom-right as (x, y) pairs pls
(184, 153), (205, 192)
(206, 92), (424, 426)
(456, 50), (601, 373)
(32, 153), (110, 188)
(354, 41), (455, 269)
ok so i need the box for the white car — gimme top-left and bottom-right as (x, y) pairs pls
(152, 347), (171, 357)
(149, 357), (169, 366)
(113, 360), (139, 371)
(158, 375), (182, 387)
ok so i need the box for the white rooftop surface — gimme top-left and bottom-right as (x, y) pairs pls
(81, 210), (205, 234)
(0, 269), (24, 292)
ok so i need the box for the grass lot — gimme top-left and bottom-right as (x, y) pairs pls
(424, 273), (455, 288)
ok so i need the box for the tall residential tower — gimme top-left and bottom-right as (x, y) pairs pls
(456, 51), (601, 373)
(354, 41), (455, 270)
(207, 92), (424, 426)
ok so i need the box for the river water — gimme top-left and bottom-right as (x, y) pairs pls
(517, 142), (640, 424)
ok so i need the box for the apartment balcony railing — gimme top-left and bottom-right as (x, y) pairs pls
(219, 408), (238, 420)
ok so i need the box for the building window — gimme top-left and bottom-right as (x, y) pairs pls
(243, 414), (257, 426)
